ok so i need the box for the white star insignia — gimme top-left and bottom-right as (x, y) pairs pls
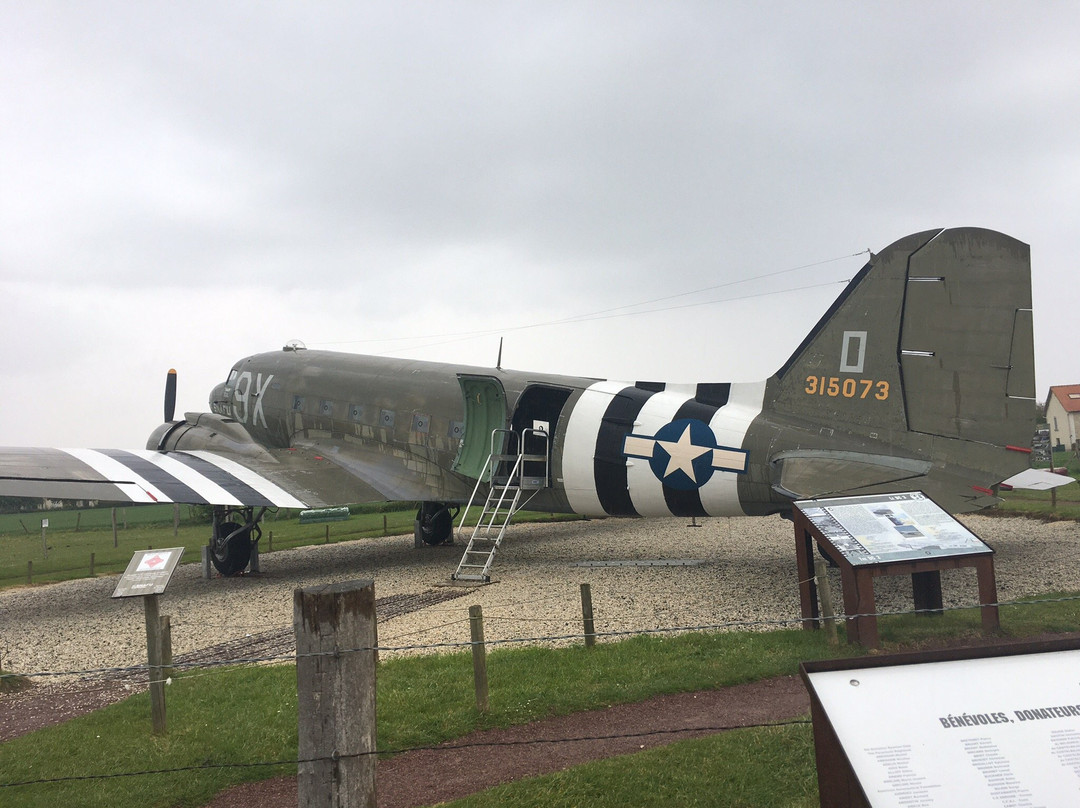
(655, 424), (712, 483)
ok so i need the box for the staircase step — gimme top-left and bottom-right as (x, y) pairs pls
(452, 434), (550, 581)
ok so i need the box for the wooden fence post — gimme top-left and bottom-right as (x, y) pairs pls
(580, 583), (596, 649)
(112, 508), (118, 548)
(294, 579), (377, 808)
(90, 552), (95, 578)
(470, 604), (489, 713)
(160, 615), (173, 681)
(814, 558), (839, 648)
(143, 593), (167, 735)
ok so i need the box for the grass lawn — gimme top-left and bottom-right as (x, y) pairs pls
(443, 723), (817, 808)
(3, 590), (1080, 808)
(0, 503), (582, 589)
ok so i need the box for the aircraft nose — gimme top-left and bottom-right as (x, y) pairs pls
(210, 382), (230, 415)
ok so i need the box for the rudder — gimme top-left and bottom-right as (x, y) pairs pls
(769, 227), (1034, 450)
(898, 228), (1033, 446)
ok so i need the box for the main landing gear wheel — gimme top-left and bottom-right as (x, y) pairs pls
(415, 502), (457, 546)
(211, 521), (253, 575)
(210, 506), (265, 575)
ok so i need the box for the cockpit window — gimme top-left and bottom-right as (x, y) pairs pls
(226, 369), (239, 387)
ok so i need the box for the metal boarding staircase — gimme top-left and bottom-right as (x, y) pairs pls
(452, 427), (549, 582)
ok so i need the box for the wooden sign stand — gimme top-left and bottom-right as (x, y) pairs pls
(793, 503), (1000, 648)
(111, 547), (185, 735)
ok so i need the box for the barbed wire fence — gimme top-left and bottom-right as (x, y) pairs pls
(3, 590), (1080, 794)
(0, 717), (815, 790)
(8, 590), (1080, 684)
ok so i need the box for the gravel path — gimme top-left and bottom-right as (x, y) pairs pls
(3, 513), (1079, 683)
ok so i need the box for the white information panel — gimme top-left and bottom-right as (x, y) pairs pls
(806, 650), (1080, 806)
(797, 492), (989, 565)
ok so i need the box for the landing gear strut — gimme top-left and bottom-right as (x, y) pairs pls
(210, 506), (265, 575)
(414, 501), (458, 546)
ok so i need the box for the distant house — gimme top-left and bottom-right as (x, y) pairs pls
(1045, 385), (1080, 452)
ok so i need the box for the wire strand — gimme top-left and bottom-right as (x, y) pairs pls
(309, 250), (867, 352)
(0, 718), (812, 788)
(5, 591), (1080, 683)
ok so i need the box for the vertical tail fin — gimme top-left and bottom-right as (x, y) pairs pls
(758, 227), (1035, 512)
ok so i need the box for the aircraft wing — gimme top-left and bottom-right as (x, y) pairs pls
(1, 427), (475, 509)
(0, 447), (313, 508)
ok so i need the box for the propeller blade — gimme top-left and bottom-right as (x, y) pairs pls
(164, 368), (177, 422)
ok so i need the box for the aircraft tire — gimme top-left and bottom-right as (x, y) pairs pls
(211, 521), (253, 576)
(415, 502), (454, 546)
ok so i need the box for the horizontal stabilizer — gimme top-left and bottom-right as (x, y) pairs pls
(770, 450), (932, 499)
(1000, 469), (1077, 491)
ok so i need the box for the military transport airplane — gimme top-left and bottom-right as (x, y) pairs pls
(0, 227), (1041, 579)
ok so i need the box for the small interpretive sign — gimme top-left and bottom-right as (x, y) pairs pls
(111, 547), (185, 598)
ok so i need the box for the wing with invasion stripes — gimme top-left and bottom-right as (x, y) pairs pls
(0, 447), (310, 508)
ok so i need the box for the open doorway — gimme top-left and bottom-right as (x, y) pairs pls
(510, 385), (572, 479)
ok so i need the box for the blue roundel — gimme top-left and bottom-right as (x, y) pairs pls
(647, 418), (718, 491)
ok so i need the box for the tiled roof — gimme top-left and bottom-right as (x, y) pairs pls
(1047, 385), (1080, 413)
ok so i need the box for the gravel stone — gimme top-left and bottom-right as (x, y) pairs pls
(2, 514), (1078, 681)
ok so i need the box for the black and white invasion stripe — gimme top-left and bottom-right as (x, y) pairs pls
(561, 380), (765, 518)
(61, 448), (307, 508)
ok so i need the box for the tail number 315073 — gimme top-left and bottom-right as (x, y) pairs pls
(805, 376), (889, 400)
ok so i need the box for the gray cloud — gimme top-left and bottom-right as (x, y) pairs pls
(1, 2), (1077, 446)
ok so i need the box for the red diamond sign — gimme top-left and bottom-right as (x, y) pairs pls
(113, 548), (185, 598)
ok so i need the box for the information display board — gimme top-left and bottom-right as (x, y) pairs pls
(111, 547), (185, 598)
(793, 492), (998, 647)
(803, 642), (1080, 807)
(797, 491), (990, 566)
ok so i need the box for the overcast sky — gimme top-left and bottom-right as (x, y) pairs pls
(2, 2), (1077, 448)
